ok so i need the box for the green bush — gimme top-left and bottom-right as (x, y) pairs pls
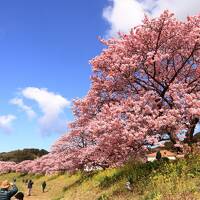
(156, 151), (162, 161)
(97, 154), (200, 198)
(127, 175), (134, 185)
(96, 194), (109, 200)
(62, 186), (68, 192)
(34, 174), (43, 179)
(99, 170), (124, 188)
(144, 191), (162, 200)
(160, 157), (169, 162)
(99, 159), (167, 189)
(17, 173), (28, 178)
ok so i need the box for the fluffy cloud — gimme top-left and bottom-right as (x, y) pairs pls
(10, 98), (36, 119)
(12, 87), (71, 135)
(0, 115), (16, 133)
(22, 87), (71, 135)
(152, 0), (200, 20)
(103, 0), (200, 37)
(103, 0), (145, 36)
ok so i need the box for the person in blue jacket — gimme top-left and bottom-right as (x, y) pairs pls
(0, 180), (18, 200)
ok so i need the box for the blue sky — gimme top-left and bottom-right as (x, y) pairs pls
(0, 0), (109, 152)
(0, 0), (199, 152)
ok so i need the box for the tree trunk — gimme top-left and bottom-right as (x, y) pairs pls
(168, 132), (183, 152)
(184, 118), (199, 144)
(168, 132), (177, 144)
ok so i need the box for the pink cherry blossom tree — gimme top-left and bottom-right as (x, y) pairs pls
(53, 10), (200, 169)
(0, 161), (16, 174)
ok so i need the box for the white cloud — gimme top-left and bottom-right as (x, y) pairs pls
(21, 87), (71, 135)
(103, 0), (145, 37)
(152, 0), (200, 20)
(0, 115), (16, 133)
(103, 0), (200, 37)
(103, 0), (144, 35)
(10, 98), (36, 119)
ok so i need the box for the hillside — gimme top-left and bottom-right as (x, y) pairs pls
(1, 155), (200, 200)
(0, 149), (48, 163)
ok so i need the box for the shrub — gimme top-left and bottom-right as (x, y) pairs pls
(99, 170), (124, 188)
(160, 157), (169, 163)
(96, 194), (109, 200)
(127, 175), (133, 185)
(62, 186), (68, 192)
(156, 151), (162, 161)
(144, 191), (162, 200)
(17, 173), (28, 178)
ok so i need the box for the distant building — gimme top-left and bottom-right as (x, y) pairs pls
(146, 150), (183, 162)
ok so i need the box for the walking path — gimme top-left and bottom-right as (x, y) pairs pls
(10, 185), (62, 200)
(12, 190), (61, 200)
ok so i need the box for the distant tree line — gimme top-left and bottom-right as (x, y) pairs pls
(0, 148), (48, 163)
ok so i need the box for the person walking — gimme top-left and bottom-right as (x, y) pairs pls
(27, 180), (34, 196)
(13, 178), (16, 184)
(14, 192), (24, 200)
(41, 181), (46, 193)
(0, 180), (18, 200)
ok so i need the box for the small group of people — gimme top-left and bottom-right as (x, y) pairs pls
(0, 178), (47, 200)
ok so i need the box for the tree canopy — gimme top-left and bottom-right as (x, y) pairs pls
(52, 10), (200, 170)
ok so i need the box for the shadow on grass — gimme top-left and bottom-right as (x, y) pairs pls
(62, 171), (99, 192)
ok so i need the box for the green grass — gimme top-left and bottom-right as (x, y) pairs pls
(1, 155), (200, 199)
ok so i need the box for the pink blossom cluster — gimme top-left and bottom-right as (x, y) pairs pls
(0, 161), (16, 174)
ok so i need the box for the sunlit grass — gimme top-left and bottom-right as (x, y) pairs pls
(1, 155), (200, 199)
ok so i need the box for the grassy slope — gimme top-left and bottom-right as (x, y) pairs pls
(0, 171), (139, 200)
(1, 156), (200, 200)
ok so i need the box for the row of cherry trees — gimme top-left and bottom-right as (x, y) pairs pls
(1, 11), (200, 174)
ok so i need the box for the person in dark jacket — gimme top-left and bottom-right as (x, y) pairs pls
(0, 180), (18, 200)
(14, 192), (24, 200)
(41, 181), (46, 193)
(27, 180), (33, 196)
(13, 178), (16, 184)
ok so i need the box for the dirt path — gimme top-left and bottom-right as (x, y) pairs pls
(0, 173), (67, 200)
(11, 188), (60, 200)
(23, 193), (52, 200)
(12, 191), (56, 200)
